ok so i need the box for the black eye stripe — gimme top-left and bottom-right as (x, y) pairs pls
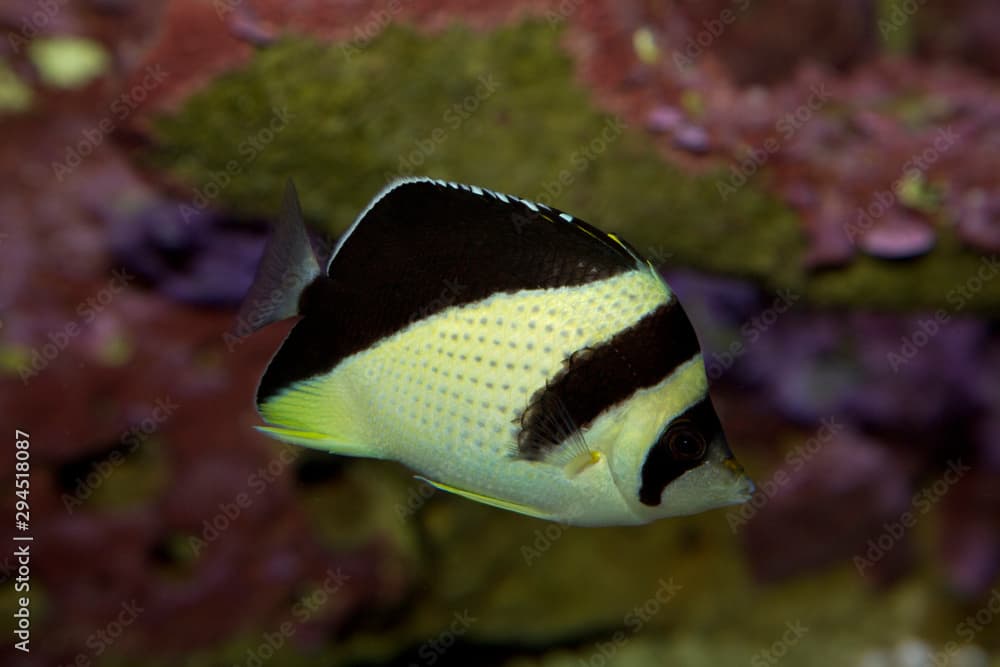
(668, 428), (706, 459)
(638, 397), (722, 506)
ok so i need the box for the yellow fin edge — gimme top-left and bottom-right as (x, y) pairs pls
(414, 476), (557, 522)
(254, 425), (378, 458)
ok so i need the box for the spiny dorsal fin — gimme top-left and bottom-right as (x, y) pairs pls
(234, 180), (320, 335)
(255, 177), (654, 405)
(325, 177), (644, 281)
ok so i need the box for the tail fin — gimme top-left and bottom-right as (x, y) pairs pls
(234, 180), (320, 335)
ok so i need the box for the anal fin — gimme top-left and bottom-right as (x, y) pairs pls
(415, 476), (557, 521)
(254, 425), (379, 458)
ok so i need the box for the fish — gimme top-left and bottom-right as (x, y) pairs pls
(240, 177), (755, 526)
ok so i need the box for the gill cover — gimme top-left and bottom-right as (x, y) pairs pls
(605, 359), (752, 520)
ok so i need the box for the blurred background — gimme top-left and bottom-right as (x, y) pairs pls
(1, 1), (999, 665)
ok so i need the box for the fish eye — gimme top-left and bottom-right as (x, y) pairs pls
(665, 422), (707, 461)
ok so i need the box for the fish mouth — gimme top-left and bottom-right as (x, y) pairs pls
(722, 456), (756, 502)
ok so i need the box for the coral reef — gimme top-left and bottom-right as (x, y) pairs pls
(1, 1), (998, 666)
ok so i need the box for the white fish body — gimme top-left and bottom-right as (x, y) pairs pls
(246, 178), (754, 526)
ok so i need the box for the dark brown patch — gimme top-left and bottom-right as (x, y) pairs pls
(516, 298), (701, 461)
(257, 180), (639, 404)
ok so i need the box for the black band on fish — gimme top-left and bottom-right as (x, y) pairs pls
(516, 297), (701, 461)
(638, 397), (721, 506)
(257, 181), (642, 405)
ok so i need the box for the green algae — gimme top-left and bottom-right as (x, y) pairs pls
(148, 21), (1000, 313)
(0, 342), (31, 375)
(0, 60), (33, 113)
(877, 0), (918, 55)
(104, 20), (1000, 667)
(96, 454), (999, 667)
(808, 233), (998, 312)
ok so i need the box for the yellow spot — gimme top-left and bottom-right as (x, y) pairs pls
(29, 38), (110, 89)
(0, 344), (31, 373)
(632, 27), (660, 64)
(722, 456), (746, 477)
(681, 90), (705, 119)
(564, 449), (602, 477)
(98, 334), (132, 367)
(606, 233), (629, 252)
(0, 63), (33, 113)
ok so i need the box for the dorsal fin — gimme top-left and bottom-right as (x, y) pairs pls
(256, 178), (651, 405)
(326, 177), (642, 293)
(326, 176), (645, 272)
(234, 180), (320, 335)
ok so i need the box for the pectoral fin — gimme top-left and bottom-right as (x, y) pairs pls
(561, 450), (603, 477)
(414, 476), (557, 521)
